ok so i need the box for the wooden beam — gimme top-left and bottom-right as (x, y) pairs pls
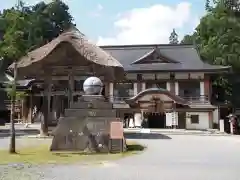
(37, 75), (104, 81)
(33, 91), (84, 96)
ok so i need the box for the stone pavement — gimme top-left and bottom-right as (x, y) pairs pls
(0, 123), (229, 136)
(1, 135), (240, 180)
(124, 127), (229, 136)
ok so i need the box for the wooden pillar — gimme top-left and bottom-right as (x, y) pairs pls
(68, 72), (74, 108)
(174, 82), (179, 95)
(170, 81), (175, 94)
(200, 81), (205, 102)
(104, 83), (109, 98)
(22, 95), (33, 124)
(56, 95), (61, 119)
(172, 103), (177, 129)
(51, 95), (60, 124)
(204, 76), (210, 101)
(109, 82), (114, 102)
(40, 76), (51, 136)
(21, 96), (28, 124)
(28, 95), (33, 123)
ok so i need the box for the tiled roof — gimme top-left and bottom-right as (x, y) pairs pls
(101, 44), (230, 72)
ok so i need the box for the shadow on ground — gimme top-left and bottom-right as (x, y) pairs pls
(124, 132), (171, 140)
(0, 133), (29, 138)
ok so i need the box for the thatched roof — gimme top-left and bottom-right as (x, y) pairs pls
(9, 29), (124, 79)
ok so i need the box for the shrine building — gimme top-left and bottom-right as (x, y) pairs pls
(3, 30), (230, 130)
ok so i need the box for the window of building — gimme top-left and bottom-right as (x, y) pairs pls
(114, 83), (134, 97)
(137, 74), (142, 81)
(190, 115), (199, 124)
(146, 82), (166, 89)
(179, 81), (200, 97)
(170, 73), (175, 80)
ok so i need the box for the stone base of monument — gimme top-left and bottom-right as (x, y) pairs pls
(50, 95), (126, 153)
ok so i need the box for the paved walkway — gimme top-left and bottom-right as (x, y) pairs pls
(1, 135), (240, 180)
(0, 123), (229, 136)
(124, 128), (228, 135)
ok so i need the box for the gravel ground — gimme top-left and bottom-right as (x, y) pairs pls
(1, 135), (240, 180)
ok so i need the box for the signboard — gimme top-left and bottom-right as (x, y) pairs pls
(110, 121), (124, 139)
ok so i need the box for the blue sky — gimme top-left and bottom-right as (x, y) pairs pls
(1, 0), (206, 45)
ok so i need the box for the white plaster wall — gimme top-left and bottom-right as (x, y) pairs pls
(186, 112), (210, 130)
(141, 83), (146, 91)
(190, 73), (204, 79)
(133, 83), (138, 96)
(165, 112), (178, 127)
(175, 82), (179, 95)
(166, 113), (172, 127)
(213, 108), (219, 125)
(166, 82), (171, 91)
(200, 81), (205, 96)
(134, 113), (143, 127)
(175, 73), (188, 79)
(156, 73), (170, 79)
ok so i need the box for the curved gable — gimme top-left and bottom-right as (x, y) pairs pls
(126, 88), (188, 105)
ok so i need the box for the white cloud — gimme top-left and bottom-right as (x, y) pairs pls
(97, 2), (195, 45)
(97, 4), (103, 11)
(89, 3), (103, 17)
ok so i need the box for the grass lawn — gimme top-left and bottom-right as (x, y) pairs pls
(0, 140), (145, 165)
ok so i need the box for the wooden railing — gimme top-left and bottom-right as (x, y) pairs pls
(181, 95), (210, 104)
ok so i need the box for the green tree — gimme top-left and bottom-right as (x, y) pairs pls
(0, 4), (29, 153)
(0, 0), (74, 65)
(181, 0), (240, 102)
(181, 34), (196, 44)
(0, 0), (74, 137)
(169, 29), (179, 44)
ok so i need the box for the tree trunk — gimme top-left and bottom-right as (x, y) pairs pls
(9, 98), (16, 153)
(9, 62), (17, 154)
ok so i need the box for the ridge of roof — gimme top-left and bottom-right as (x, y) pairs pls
(100, 43), (195, 50)
(131, 48), (180, 65)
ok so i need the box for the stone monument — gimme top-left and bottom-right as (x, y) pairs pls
(50, 77), (126, 153)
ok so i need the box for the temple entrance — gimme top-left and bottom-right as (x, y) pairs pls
(147, 113), (166, 128)
(125, 88), (190, 129)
